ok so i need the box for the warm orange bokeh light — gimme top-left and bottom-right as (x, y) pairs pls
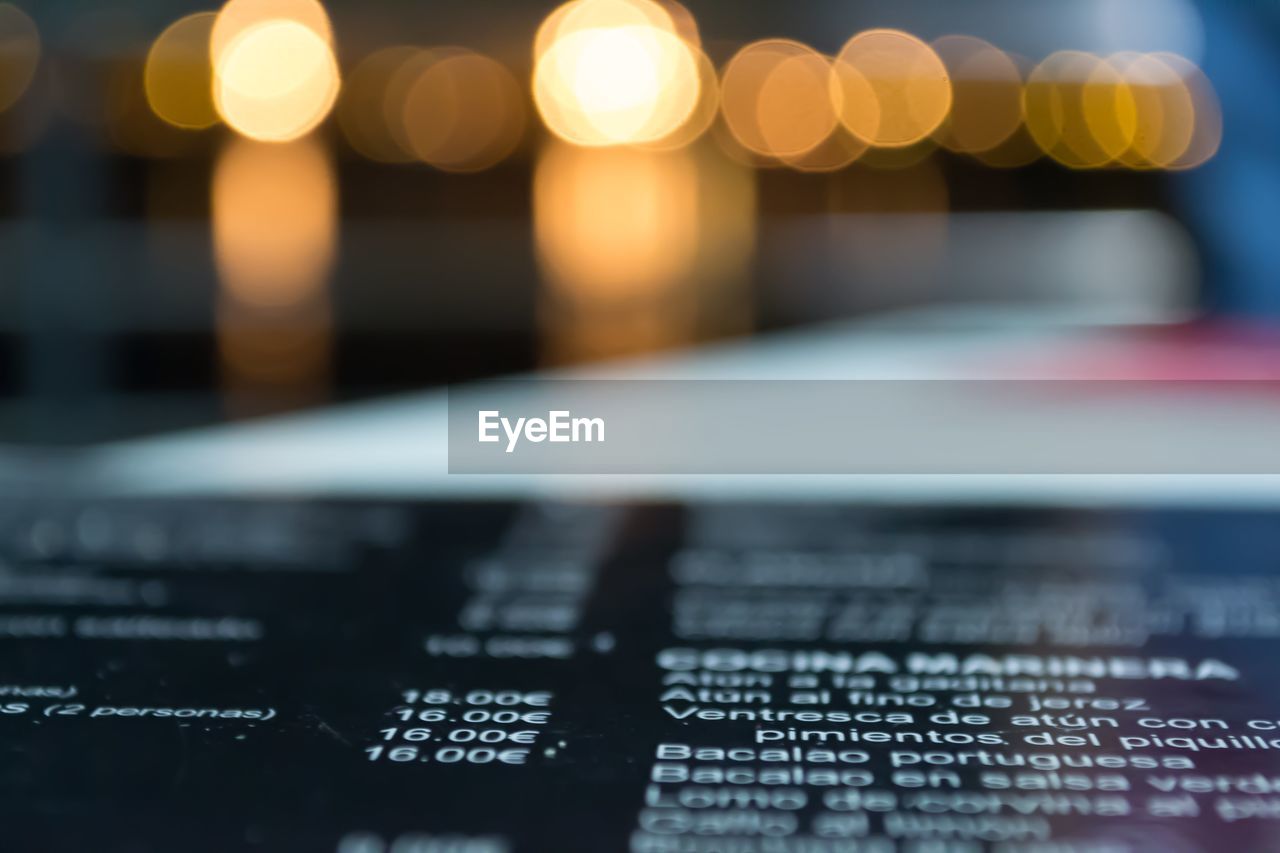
(533, 0), (703, 147)
(640, 47), (718, 151)
(835, 29), (952, 148)
(145, 12), (219, 130)
(214, 18), (340, 142)
(535, 0), (676, 61)
(720, 40), (841, 161)
(211, 0), (332, 65)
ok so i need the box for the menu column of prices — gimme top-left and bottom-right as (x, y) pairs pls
(365, 688), (553, 767)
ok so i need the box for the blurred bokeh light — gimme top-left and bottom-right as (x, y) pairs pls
(1025, 51), (1128, 168)
(213, 10), (339, 142)
(145, 12), (219, 131)
(720, 40), (840, 163)
(214, 136), (335, 406)
(211, 0), (332, 65)
(931, 35), (1022, 155)
(835, 29), (952, 148)
(533, 0), (704, 147)
(536, 139), (755, 363)
(399, 49), (525, 172)
(339, 46), (426, 164)
(213, 136), (336, 308)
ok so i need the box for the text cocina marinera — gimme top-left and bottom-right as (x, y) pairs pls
(657, 649), (1239, 681)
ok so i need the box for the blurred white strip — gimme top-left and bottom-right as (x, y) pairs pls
(76, 306), (1280, 506)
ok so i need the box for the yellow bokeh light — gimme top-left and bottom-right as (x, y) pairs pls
(1082, 57), (1138, 163)
(399, 50), (526, 172)
(211, 0), (331, 65)
(213, 135), (337, 308)
(0, 2), (40, 114)
(1109, 52), (1194, 170)
(145, 12), (219, 130)
(720, 40), (841, 161)
(1024, 51), (1136, 169)
(835, 29), (952, 148)
(931, 35), (1022, 154)
(214, 19), (340, 142)
(533, 0), (703, 147)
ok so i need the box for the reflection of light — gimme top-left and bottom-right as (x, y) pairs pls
(214, 136), (335, 399)
(213, 136), (336, 308)
(145, 12), (219, 130)
(835, 29), (951, 148)
(218, 300), (331, 391)
(535, 141), (698, 300)
(720, 40), (840, 161)
(534, 140), (755, 363)
(931, 35), (1022, 154)
(400, 50), (525, 172)
(211, 0), (331, 65)
(0, 3), (40, 114)
(533, 0), (703, 147)
(214, 19), (339, 142)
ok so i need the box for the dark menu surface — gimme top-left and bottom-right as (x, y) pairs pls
(2, 498), (1280, 852)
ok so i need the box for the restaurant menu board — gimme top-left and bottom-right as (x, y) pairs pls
(2, 499), (1280, 852)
